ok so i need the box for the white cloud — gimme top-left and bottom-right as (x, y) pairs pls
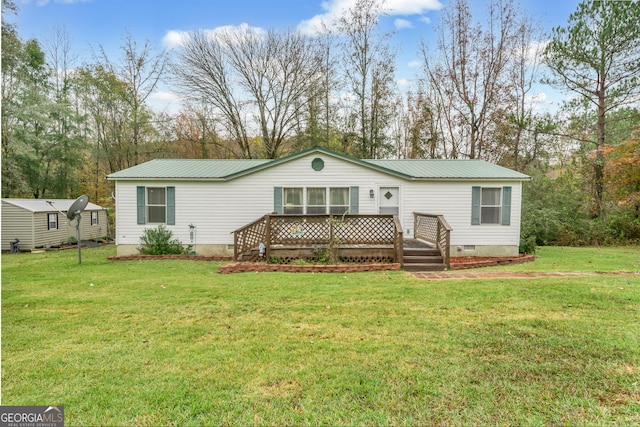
(151, 91), (182, 102)
(525, 92), (549, 110)
(394, 18), (413, 30)
(163, 30), (189, 49)
(419, 16), (431, 24)
(298, 0), (442, 35)
(383, 0), (443, 15)
(408, 60), (421, 68)
(397, 78), (410, 87)
(163, 23), (266, 50)
(525, 40), (549, 65)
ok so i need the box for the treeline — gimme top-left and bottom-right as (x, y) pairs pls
(2, 0), (639, 246)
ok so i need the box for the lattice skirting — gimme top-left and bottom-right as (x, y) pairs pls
(268, 246), (395, 265)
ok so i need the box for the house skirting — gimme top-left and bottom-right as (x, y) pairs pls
(116, 244), (234, 257)
(451, 245), (519, 258)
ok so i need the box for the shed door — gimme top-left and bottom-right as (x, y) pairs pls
(378, 186), (399, 215)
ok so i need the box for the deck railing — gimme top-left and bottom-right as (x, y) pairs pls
(233, 214), (404, 264)
(414, 212), (452, 269)
(233, 215), (268, 261)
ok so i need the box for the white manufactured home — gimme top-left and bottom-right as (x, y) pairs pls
(106, 147), (530, 262)
(1, 198), (108, 251)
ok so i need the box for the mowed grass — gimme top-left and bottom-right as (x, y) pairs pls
(1, 246), (639, 426)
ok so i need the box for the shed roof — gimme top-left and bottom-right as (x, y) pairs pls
(106, 147), (530, 181)
(1, 198), (105, 213)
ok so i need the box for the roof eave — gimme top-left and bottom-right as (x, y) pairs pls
(410, 176), (531, 181)
(106, 176), (228, 181)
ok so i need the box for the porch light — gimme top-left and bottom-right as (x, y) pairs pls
(369, 189), (374, 199)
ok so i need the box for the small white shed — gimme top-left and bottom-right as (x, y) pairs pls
(1, 198), (108, 251)
(106, 147), (531, 258)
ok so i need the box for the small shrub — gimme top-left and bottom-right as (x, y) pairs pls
(138, 225), (187, 255)
(313, 246), (331, 264)
(519, 235), (537, 254)
(268, 256), (281, 264)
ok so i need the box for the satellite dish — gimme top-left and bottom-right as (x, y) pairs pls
(67, 194), (89, 221)
(67, 195), (89, 264)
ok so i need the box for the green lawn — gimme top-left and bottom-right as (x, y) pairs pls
(2, 246), (639, 426)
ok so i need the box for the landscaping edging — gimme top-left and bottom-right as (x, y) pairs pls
(449, 254), (535, 270)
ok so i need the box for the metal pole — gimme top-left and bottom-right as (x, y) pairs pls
(76, 213), (82, 264)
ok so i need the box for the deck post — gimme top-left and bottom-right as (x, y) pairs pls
(234, 229), (239, 261)
(445, 227), (451, 270)
(329, 214), (334, 243)
(265, 214), (272, 262)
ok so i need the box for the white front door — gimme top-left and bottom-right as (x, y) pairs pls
(378, 186), (399, 215)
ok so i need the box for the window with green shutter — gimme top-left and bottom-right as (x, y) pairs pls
(471, 186), (512, 226)
(137, 186), (175, 225)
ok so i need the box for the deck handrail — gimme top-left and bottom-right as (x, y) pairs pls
(233, 214), (268, 261)
(414, 212), (452, 269)
(234, 214), (404, 263)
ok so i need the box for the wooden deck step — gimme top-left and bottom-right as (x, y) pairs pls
(402, 244), (445, 271)
(404, 263), (446, 272)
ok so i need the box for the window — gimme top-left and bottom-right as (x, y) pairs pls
(47, 213), (58, 230)
(481, 188), (501, 224)
(91, 211), (99, 225)
(137, 186), (175, 225)
(280, 187), (353, 215)
(330, 188), (349, 215)
(147, 187), (166, 223)
(471, 186), (512, 226)
(283, 188), (303, 214)
(306, 188), (326, 214)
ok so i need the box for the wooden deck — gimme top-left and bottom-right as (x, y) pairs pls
(239, 238), (446, 271)
(233, 213), (450, 271)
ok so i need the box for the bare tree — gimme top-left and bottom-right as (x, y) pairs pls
(336, 0), (397, 159)
(172, 27), (322, 159)
(97, 31), (166, 165)
(420, 0), (538, 161)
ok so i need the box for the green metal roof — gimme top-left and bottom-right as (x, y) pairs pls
(365, 159), (531, 180)
(106, 159), (270, 180)
(106, 148), (530, 181)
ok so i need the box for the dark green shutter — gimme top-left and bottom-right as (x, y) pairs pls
(166, 186), (175, 225)
(136, 186), (146, 225)
(274, 187), (283, 214)
(349, 186), (359, 214)
(501, 186), (512, 226)
(471, 186), (481, 225)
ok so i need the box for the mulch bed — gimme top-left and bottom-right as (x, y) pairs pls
(107, 253), (536, 273)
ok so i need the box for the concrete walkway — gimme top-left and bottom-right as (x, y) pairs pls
(411, 271), (640, 280)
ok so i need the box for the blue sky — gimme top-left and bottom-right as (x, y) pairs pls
(8, 0), (582, 112)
